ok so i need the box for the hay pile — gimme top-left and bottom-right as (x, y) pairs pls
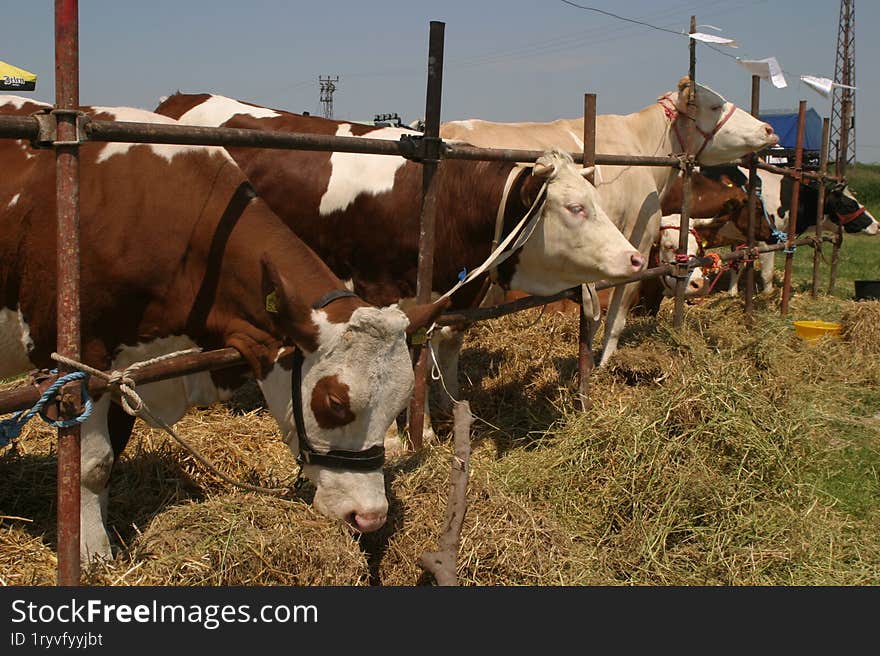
(2, 295), (879, 585)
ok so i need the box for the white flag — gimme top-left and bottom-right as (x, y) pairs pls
(800, 75), (856, 98)
(689, 32), (739, 47)
(737, 57), (787, 88)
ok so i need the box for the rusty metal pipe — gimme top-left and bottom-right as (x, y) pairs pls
(673, 16), (697, 330)
(780, 101), (807, 315)
(577, 93), (598, 412)
(744, 75), (760, 317)
(0, 348), (245, 415)
(408, 21), (444, 450)
(813, 119), (830, 298)
(54, 0), (81, 587)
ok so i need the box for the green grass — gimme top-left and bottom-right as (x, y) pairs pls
(847, 162), (880, 211)
(782, 162), (879, 299)
(789, 232), (880, 299)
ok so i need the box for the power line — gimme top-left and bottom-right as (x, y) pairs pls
(558, 0), (686, 36)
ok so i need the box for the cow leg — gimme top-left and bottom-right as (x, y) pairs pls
(758, 249), (775, 293)
(79, 394), (115, 563)
(728, 246), (741, 296)
(107, 399), (136, 459)
(429, 326), (465, 416)
(385, 328), (465, 453)
(599, 281), (639, 367)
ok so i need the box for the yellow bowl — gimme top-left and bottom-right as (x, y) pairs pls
(793, 320), (842, 341)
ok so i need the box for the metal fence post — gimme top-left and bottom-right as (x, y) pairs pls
(780, 101), (806, 315)
(578, 93), (597, 411)
(744, 75), (760, 316)
(812, 119), (830, 297)
(54, 0), (82, 585)
(408, 20), (444, 449)
(673, 15), (697, 329)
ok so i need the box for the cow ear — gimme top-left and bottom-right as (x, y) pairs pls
(261, 255), (295, 319)
(580, 166), (595, 179)
(532, 161), (556, 178)
(404, 298), (450, 336)
(676, 76), (693, 112)
(519, 174), (546, 208)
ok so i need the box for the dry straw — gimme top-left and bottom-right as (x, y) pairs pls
(2, 295), (879, 585)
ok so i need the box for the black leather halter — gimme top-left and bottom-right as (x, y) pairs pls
(291, 289), (386, 471)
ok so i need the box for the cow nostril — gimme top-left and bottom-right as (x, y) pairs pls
(630, 252), (645, 270)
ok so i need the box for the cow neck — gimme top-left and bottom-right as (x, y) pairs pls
(491, 166), (537, 290)
(489, 164), (532, 287)
(290, 290), (385, 472)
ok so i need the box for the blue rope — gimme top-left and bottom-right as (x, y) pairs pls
(746, 184), (792, 252)
(0, 370), (93, 448)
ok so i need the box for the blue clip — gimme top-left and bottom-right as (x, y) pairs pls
(458, 267), (468, 282)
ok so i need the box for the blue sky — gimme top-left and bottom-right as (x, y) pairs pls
(4, 1), (878, 162)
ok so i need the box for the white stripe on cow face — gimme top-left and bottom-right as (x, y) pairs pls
(0, 307), (36, 378)
(7, 193), (19, 208)
(90, 107), (235, 165)
(319, 124), (413, 216)
(176, 94), (281, 125)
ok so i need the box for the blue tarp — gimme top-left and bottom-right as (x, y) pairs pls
(759, 108), (823, 151)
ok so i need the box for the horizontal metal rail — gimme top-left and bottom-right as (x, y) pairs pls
(437, 234), (826, 325)
(0, 114), (686, 167)
(0, 348), (243, 415)
(755, 159), (844, 184)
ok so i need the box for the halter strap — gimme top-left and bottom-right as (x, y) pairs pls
(489, 164), (531, 285)
(657, 223), (704, 257)
(657, 94), (738, 162)
(836, 206), (866, 226)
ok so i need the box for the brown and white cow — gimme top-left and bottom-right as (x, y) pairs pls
(154, 93), (644, 433)
(441, 77), (778, 365)
(0, 96), (445, 562)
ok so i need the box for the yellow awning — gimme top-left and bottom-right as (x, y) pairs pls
(0, 60), (37, 91)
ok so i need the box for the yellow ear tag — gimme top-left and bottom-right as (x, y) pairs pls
(265, 290), (279, 314)
(410, 327), (428, 346)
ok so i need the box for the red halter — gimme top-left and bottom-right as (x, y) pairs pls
(836, 206), (866, 226)
(657, 224), (705, 258)
(657, 94), (738, 161)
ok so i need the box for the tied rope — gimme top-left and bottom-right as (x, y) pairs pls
(0, 370), (92, 447)
(49, 351), (292, 496)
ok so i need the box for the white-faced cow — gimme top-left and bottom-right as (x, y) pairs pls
(154, 93), (644, 435)
(0, 96), (446, 562)
(728, 166), (879, 294)
(441, 77), (778, 365)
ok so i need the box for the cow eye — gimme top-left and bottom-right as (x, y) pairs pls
(327, 393), (347, 414)
(567, 203), (586, 216)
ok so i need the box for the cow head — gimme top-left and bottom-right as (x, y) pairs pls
(671, 78), (778, 166)
(824, 183), (879, 235)
(508, 150), (644, 295)
(254, 261), (446, 533)
(656, 215), (705, 296)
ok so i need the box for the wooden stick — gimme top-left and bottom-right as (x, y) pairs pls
(418, 400), (473, 585)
